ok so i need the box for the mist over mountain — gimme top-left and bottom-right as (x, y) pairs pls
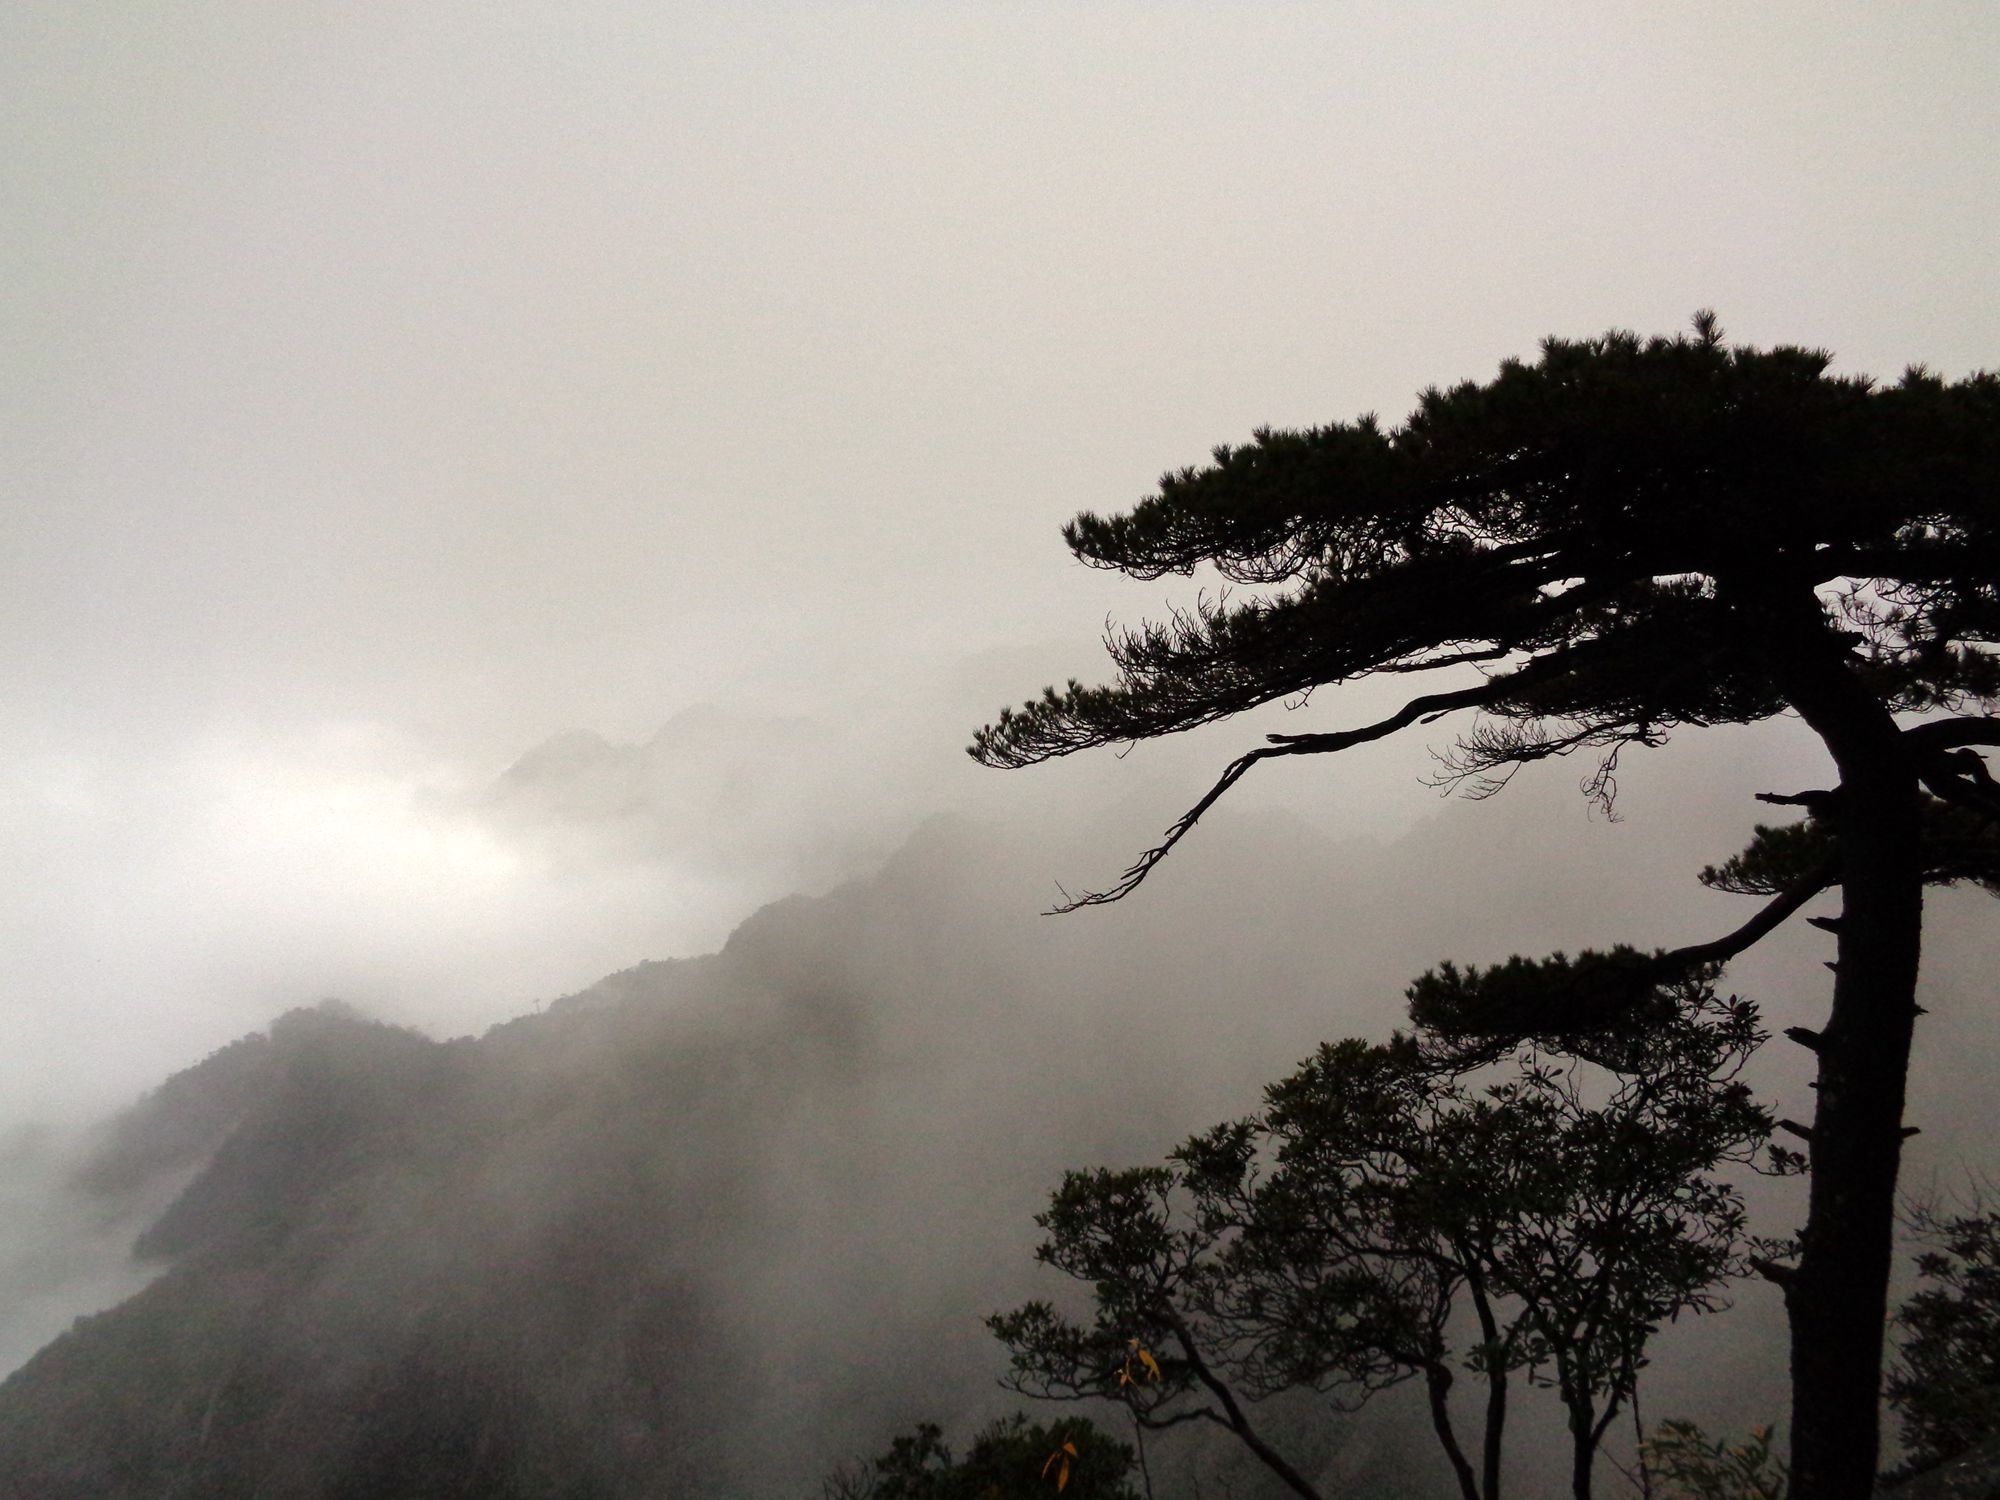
(3, 736), (1992, 1497)
(7, 7), (1995, 1495)
(463, 703), (921, 891)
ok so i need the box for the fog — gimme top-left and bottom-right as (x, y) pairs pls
(3, 4), (1997, 1494)
(6, 1), (1994, 1105)
(7, 722), (1993, 1492)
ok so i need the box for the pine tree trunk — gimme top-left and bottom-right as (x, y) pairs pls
(1786, 761), (1923, 1500)
(1750, 592), (1926, 1500)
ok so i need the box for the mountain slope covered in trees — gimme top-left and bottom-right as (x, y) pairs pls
(1, 785), (1990, 1497)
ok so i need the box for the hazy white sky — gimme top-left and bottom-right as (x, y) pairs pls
(3, 3), (1997, 1115)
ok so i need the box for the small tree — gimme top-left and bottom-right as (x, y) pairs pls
(991, 983), (1774, 1500)
(972, 318), (2000, 1497)
(1886, 1204), (2000, 1480)
(1640, 1422), (1790, 1500)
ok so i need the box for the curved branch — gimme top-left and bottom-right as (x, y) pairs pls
(1660, 861), (1840, 971)
(1049, 745), (1288, 912)
(1901, 715), (2000, 754)
(1050, 681), (1503, 911)
(1155, 1305), (1326, 1500)
(1421, 1364), (1484, 1500)
(1412, 868), (1837, 1053)
(1131, 1405), (1228, 1433)
(1376, 645), (1516, 674)
(1263, 680), (1522, 754)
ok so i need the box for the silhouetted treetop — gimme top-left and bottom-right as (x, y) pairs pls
(972, 315), (1999, 1498)
(974, 320), (1998, 796)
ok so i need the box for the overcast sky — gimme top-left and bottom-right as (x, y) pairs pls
(4, 3), (1997, 1119)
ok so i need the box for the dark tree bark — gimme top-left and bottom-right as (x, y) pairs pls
(1158, 1306), (1327, 1500)
(1466, 1273), (1508, 1500)
(1422, 1363), (1484, 1500)
(1751, 590), (1927, 1500)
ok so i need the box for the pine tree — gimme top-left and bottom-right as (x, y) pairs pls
(971, 317), (2000, 1499)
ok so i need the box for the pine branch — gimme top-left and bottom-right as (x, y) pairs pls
(1661, 862), (1839, 971)
(1049, 680), (1503, 911)
(1903, 716), (2000, 753)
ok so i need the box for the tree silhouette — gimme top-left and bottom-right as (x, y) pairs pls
(991, 983), (1774, 1500)
(1887, 1202), (2000, 1480)
(972, 317), (2000, 1498)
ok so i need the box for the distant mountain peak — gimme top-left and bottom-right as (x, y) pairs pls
(497, 728), (621, 784)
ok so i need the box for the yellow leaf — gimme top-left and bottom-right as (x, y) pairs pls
(1057, 1457), (1071, 1492)
(1139, 1349), (1162, 1381)
(1062, 1441), (1078, 1457)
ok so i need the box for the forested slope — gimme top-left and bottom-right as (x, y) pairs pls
(2, 788), (1988, 1497)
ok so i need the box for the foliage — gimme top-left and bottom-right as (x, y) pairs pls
(991, 983), (1774, 1500)
(823, 1416), (1140, 1500)
(1640, 1421), (1789, 1500)
(969, 314), (2000, 1497)
(1699, 799), (2000, 901)
(1887, 1208), (2000, 1478)
(971, 317), (1999, 830)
